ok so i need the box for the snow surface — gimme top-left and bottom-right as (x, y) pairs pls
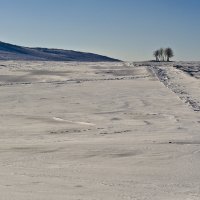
(0, 61), (200, 200)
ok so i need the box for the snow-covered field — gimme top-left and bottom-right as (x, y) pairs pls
(0, 61), (200, 200)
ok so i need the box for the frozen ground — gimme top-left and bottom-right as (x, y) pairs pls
(0, 61), (200, 200)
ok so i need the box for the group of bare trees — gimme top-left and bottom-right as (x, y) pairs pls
(153, 48), (174, 62)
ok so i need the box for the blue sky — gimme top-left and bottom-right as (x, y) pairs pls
(0, 0), (200, 61)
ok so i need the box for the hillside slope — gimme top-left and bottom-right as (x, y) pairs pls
(0, 41), (120, 62)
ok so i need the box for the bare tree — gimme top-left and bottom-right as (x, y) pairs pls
(164, 48), (174, 62)
(158, 48), (164, 61)
(153, 50), (159, 62)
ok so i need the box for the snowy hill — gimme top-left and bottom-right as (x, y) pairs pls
(0, 41), (120, 62)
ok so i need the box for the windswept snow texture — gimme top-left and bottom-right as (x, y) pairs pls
(0, 61), (200, 200)
(134, 61), (200, 111)
(0, 41), (120, 62)
(174, 63), (200, 79)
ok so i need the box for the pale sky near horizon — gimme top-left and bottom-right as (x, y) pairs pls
(0, 0), (200, 61)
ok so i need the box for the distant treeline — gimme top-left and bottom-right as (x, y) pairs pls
(153, 48), (174, 62)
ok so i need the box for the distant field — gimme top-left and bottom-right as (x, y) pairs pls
(174, 63), (200, 79)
